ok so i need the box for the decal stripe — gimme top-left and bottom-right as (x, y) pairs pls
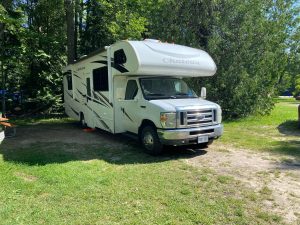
(124, 111), (133, 122)
(91, 61), (129, 74)
(93, 111), (112, 133)
(93, 99), (108, 108)
(96, 91), (109, 103)
(77, 89), (86, 98)
(92, 60), (107, 65)
(66, 91), (73, 98)
(70, 107), (79, 116)
(111, 62), (129, 73)
(93, 92), (111, 108)
(84, 103), (93, 112)
(87, 96), (109, 108)
(73, 74), (81, 79)
(121, 108), (133, 122)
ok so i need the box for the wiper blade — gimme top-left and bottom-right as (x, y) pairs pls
(146, 93), (164, 96)
(175, 92), (188, 96)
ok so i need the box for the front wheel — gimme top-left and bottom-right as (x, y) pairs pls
(140, 125), (163, 155)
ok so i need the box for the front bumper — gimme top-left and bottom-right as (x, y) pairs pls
(157, 124), (223, 146)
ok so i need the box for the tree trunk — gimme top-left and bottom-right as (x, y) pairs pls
(64, 0), (75, 64)
(78, 0), (84, 56)
(74, 0), (80, 60)
(79, 0), (83, 39)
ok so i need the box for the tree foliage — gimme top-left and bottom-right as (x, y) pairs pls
(0, 0), (299, 117)
(149, 0), (299, 117)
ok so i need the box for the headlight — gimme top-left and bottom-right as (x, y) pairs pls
(160, 112), (176, 128)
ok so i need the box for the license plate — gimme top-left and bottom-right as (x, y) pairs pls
(198, 136), (208, 144)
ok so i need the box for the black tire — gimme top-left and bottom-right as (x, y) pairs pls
(207, 139), (214, 145)
(80, 113), (87, 128)
(140, 125), (163, 155)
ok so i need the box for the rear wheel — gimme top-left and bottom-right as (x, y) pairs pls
(80, 113), (87, 128)
(140, 125), (163, 155)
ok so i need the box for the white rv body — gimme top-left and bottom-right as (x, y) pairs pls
(63, 40), (223, 153)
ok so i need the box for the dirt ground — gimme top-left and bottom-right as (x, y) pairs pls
(2, 122), (300, 224)
(187, 143), (300, 224)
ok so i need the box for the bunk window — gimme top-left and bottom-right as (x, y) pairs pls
(93, 67), (108, 91)
(125, 80), (138, 100)
(114, 49), (127, 65)
(67, 74), (73, 90)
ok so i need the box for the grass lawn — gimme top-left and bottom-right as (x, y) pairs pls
(0, 99), (299, 224)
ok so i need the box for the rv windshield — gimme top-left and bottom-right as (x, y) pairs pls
(140, 77), (198, 100)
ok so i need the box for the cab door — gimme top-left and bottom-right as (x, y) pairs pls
(119, 79), (140, 133)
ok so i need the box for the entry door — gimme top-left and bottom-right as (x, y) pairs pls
(119, 80), (140, 133)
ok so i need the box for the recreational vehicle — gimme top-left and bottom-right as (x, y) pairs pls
(63, 39), (223, 155)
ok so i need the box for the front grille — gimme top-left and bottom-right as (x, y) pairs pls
(186, 109), (214, 128)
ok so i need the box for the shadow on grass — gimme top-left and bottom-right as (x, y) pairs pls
(0, 122), (207, 166)
(274, 121), (300, 163)
(270, 140), (300, 165)
(277, 120), (300, 136)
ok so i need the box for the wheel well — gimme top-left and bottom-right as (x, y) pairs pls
(138, 119), (156, 136)
(80, 112), (84, 121)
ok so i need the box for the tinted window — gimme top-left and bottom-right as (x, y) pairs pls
(86, 78), (91, 97)
(93, 67), (108, 91)
(114, 49), (127, 65)
(67, 74), (72, 90)
(125, 80), (138, 100)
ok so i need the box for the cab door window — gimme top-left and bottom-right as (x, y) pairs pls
(125, 80), (138, 100)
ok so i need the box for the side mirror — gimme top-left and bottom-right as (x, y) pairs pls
(201, 87), (206, 99)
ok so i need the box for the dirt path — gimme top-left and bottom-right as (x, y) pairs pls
(186, 143), (300, 224)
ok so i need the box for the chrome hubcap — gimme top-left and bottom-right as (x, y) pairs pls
(143, 132), (154, 149)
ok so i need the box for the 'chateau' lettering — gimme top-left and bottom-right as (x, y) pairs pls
(162, 58), (201, 65)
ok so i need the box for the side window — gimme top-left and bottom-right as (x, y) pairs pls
(67, 74), (73, 90)
(86, 78), (91, 97)
(93, 67), (108, 91)
(114, 49), (127, 65)
(125, 80), (138, 100)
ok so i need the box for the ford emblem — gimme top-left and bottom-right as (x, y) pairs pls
(198, 115), (205, 120)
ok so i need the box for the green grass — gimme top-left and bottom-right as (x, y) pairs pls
(0, 144), (281, 225)
(9, 115), (75, 126)
(220, 99), (300, 160)
(0, 99), (298, 224)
